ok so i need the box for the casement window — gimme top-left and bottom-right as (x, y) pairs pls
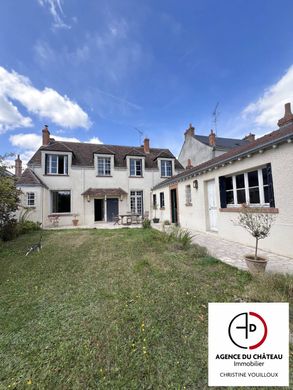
(153, 194), (157, 207)
(130, 159), (142, 177)
(160, 192), (165, 208)
(27, 192), (35, 207)
(161, 160), (172, 177)
(51, 190), (71, 213)
(219, 164), (275, 208)
(130, 191), (143, 215)
(185, 185), (192, 205)
(46, 154), (68, 175)
(97, 157), (111, 176)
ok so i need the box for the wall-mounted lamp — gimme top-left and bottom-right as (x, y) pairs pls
(87, 195), (90, 202)
(193, 179), (198, 190)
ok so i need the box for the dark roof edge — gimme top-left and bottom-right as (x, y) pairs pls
(153, 129), (293, 191)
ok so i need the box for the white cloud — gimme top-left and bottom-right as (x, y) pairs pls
(0, 66), (91, 132)
(87, 137), (103, 144)
(38, 0), (71, 30)
(242, 65), (293, 130)
(0, 96), (32, 133)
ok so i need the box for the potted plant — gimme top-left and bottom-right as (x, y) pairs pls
(237, 206), (275, 273)
(72, 214), (79, 226)
(152, 203), (160, 223)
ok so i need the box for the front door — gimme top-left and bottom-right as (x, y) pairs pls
(170, 188), (178, 224)
(107, 198), (118, 222)
(207, 180), (218, 231)
(94, 199), (104, 221)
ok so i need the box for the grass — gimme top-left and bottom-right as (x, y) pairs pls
(0, 228), (292, 389)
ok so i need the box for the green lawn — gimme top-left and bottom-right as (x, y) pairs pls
(0, 228), (292, 389)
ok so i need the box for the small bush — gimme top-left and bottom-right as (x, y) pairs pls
(0, 220), (19, 241)
(142, 218), (151, 229)
(164, 226), (194, 249)
(18, 220), (41, 234)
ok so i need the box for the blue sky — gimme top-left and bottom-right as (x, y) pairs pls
(1, 0), (293, 166)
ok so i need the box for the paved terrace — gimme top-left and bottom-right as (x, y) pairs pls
(153, 225), (293, 275)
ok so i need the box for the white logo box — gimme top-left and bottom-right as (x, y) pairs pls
(208, 303), (289, 387)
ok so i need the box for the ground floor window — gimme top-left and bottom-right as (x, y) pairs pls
(51, 190), (71, 213)
(160, 192), (165, 208)
(27, 192), (35, 207)
(185, 185), (192, 205)
(219, 164), (275, 208)
(130, 191), (143, 215)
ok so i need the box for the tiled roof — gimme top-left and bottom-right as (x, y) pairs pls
(28, 141), (183, 170)
(81, 188), (127, 197)
(17, 168), (48, 188)
(154, 123), (293, 190)
(194, 134), (249, 150)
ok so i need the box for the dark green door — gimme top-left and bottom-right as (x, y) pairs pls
(170, 189), (178, 224)
(107, 198), (118, 222)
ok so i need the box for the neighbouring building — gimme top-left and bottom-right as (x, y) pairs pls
(16, 126), (183, 227)
(178, 124), (254, 168)
(152, 103), (293, 258)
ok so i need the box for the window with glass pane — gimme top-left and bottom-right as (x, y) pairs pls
(160, 192), (165, 208)
(46, 154), (68, 174)
(248, 170), (260, 203)
(185, 185), (192, 204)
(27, 192), (35, 206)
(153, 194), (157, 207)
(130, 191), (143, 215)
(130, 159), (142, 176)
(97, 157), (111, 176)
(225, 176), (234, 204)
(262, 167), (269, 204)
(161, 160), (172, 177)
(52, 191), (71, 213)
(236, 174), (246, 204)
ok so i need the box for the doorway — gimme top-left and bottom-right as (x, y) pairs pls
(107, 198), (118, 222)
(170, 188), (178, 224)
(207, 180), (218, 231)
(94, 199), (104, 221)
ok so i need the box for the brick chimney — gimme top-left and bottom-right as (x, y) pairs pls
(15, 154), (22, 177)
(278, 102), (293, 127)
(243, 133), (255, 142)
(186, 158), (193, 169)
(143, 138), (150, 154)
(184, 123), (195, 139)
(209, 129), (216, 147)
(42, 125), (50, 146)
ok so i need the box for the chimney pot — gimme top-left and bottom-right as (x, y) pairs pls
(243, 133), (255, 142)
(277, 102), (293, 127)
(42, 125), (50, 146)
(184, 123), (195, 139)
(186, 158), (193, 169)
(209, 129), (216, 146)
(143, 138), (150, 154)
(15, 154), (22, 177)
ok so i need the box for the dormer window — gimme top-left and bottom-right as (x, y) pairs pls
(161, 160), (172, 177)
(130, 159), (142, 177)
(46, 154), (68, 175)
(97, 157), (111, 176)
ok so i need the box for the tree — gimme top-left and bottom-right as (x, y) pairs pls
(0, 154), (21, 238)
(237, 206), (275, 259)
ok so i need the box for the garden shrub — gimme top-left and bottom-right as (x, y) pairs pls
(18, 220), (41, 234)
(142, 218), (151, 229)
(0, 220), (19, 241)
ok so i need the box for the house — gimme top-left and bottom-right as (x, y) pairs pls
(178, 124), (254, 168)
(16, 126), (183, 227)
(152, 103), (293, 258)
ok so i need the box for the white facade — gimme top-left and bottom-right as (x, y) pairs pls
(18, 148), (182, 228)
(152, 141), (293, 258)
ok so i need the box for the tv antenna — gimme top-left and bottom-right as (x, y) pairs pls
(212, 102), (220, 135)
(134, 127), (144, 145)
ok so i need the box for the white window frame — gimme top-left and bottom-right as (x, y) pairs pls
(226, 167), (270, 207)
(47, 154), (68, 175)
(130, 190), (143, 215)
(185, 184), (192, 205)
(97, 156), (111, 176)
(27, 192), (36, 207)
(130, 159), (142, 177)
(160, 192), (165, 208)
(160, 159), (172, 177)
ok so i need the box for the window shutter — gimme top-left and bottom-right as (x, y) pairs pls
(266, 163), (275, 208)
(219, 176), (227, 208)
